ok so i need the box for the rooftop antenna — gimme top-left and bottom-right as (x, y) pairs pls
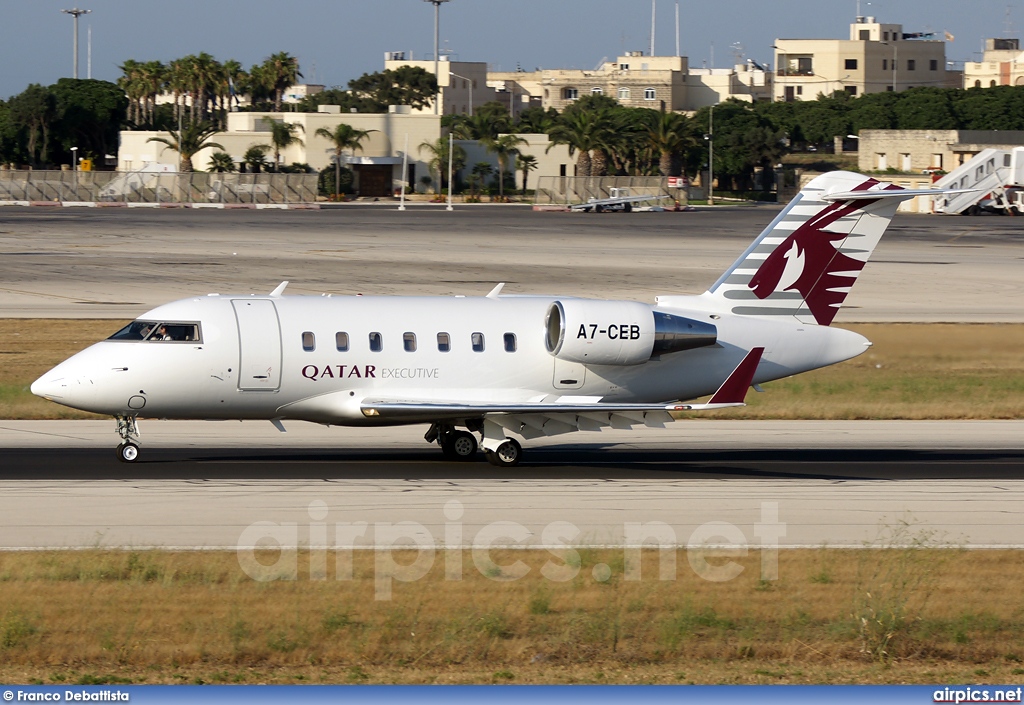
(1004, 4), (1015, 37)
(650, 0), (656, 56)
(731, 42), (745, 64)
(675, 2), (680, 56)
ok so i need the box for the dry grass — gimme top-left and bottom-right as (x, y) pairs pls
(2, 320), (1023, 420)
(1, 547), (1024, 684)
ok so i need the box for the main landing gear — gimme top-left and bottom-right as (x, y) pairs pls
(425, 423), (523, 467)
(115, 415), (141, 463)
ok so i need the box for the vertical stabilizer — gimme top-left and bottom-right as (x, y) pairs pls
(706, 171), (910, 326)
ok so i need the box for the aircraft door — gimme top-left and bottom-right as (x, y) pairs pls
(232, 299), (282, 391)
(553, 358), (586, 390)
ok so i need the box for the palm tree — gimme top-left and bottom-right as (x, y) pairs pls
(647, 109), (694, 177)
(547, 109), (614, 178)
(207, 152), (237, 173)
(267, 119), (304, 171)
(315, 123), (377, 200)
(483, 133), (527, 200)
(117, 59), (144, 126)
(469, 162), (493, 197)
(517, 154), (538, 192)
(261, 52), (302, 111)
(242, 144), (271, 173)
(418, 137), (467, 192)
(146, 122), (224, 172)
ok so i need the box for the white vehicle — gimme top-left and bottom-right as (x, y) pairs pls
(570, 187), (668, 213)
(32, 171), (947, 465)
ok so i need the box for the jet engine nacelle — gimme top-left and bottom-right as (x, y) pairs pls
(545, 300), (718, 366)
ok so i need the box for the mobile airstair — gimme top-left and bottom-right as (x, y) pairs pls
(932, 147), (1024, 215)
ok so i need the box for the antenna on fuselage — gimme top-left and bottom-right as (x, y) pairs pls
(269, 281), (289, 297)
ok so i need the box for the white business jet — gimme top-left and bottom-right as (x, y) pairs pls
(31, 171), (944, 465)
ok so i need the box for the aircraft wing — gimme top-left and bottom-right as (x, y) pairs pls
(360, 348), (765, 436)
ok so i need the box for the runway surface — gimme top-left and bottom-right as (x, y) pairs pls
(2, 420), (1023, 550)
(2, 206), (1022, 322)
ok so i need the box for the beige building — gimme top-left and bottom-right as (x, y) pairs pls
(774, 17), (953, 101)
(382, 54), (496, 116)
(964, 38), (1024, 88)
(118, 108), (442, 197)
(856, 129), (1024, 173)
(488, 53), (771, 114)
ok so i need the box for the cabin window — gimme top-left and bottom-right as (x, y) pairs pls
(302, 332), (315, 351)
(472, 332), (485, 352)
(335, 332), (349, 352)
(107, 320), (201, 343)
(503, 333), (517, 352)
(404, 332), (417, 352)
(369, 332), (383, 352)
(437, 332), (451, 352)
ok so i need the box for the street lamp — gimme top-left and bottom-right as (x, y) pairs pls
(61, 8), (91, 79)
(423, 0), (451, 115)
(449, 71), (472, 116)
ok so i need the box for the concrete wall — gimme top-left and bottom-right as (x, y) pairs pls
(119, 110), (442, 195)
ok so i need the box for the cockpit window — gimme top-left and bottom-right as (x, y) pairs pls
(107, 321), (201, 343)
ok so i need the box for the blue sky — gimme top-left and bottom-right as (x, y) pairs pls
(1, 0), (1018, 99)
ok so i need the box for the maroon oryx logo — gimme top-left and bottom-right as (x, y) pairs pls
(748, 179), (891, 326)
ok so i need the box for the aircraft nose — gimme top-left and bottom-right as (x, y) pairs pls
(30, 375), (66, 400)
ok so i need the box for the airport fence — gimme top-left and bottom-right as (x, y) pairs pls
(0, 170), (319, 205)
(533, 176), (694, 207)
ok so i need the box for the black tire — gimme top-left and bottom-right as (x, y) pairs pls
(442, 430), (478, 460)
(486, 438), (522, 467)
(967, 205), (981, 216)
(595, 204), (604, 213)
(117, 442), (140, 463)
(623, 202), (633, 213)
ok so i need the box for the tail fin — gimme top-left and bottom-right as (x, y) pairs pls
(706, 171), (920, 326)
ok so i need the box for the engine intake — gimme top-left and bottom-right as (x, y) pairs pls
(545, 300), (716, 366)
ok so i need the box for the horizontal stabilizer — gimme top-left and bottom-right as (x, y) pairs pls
(823, 187), (975, 202)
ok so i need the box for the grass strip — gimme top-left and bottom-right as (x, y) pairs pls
(1, 546), (1023, 684)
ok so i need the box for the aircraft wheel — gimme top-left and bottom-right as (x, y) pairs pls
(485, 438), (522, 467)
(117, 442), (140, 463)
(442, 431), (478, 460)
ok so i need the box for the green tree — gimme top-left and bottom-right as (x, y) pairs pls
(146, 122), (224, 172)
(207, 152), (237, 172)
(267, 119), (304, 171)
(50, 79), (128, 166)
(548, 108), (615, 177)
(8, 84), (56, 166)
(314, 122), (377, 199)
(469, 161), (493, 196)
(348, 66), (438, 112)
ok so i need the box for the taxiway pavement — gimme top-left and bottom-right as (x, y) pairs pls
(1, 206), (1022, 322)
(2, 420), (1022, 550)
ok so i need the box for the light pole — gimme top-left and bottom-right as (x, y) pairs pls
(423, 0), (450, 115)
(705, 105), (714, 205)
(449, 71), (472, 116)
(61, 8), (91, 79)
(882, 41), (897, 91)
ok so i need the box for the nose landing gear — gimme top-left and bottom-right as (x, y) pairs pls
(115, 415), (141, 463)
